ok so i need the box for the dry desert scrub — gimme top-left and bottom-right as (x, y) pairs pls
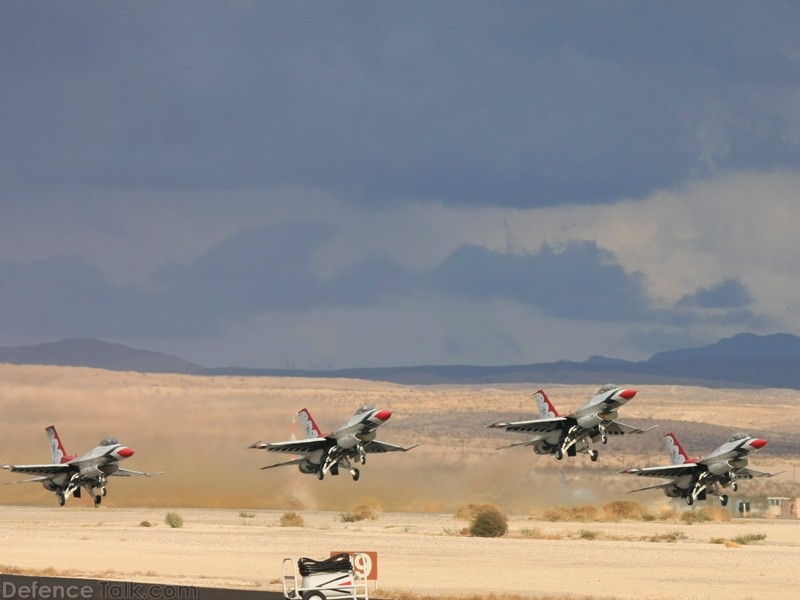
(279, 511), (305, 527)
(468, 504), (508, 537)
(164, 512), (184, 528)
(680, 506), (731, 524)
(541, 504), (598, 522)
(602, 500), (650, 521)
(731, 532), (767, 545)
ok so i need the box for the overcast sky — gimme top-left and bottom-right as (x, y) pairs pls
(1, 1), (799, 369)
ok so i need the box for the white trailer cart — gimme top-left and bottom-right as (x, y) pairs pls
(282, 553), (369, 600)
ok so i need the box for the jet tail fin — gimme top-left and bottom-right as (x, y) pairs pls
(46, 426), (75, 464)
(534, 390), (560, 418)
(297, 408), (323, 439)
(663, 432), (691, 465)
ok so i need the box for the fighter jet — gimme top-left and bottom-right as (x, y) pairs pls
(622, 432), (778, 506)
(248, 405), (418, 480)
(487, 384), (651, 462)
(2, 425), (162, 506)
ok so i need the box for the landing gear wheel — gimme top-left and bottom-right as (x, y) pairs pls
(316, 470), (325, 481)
(57, 491), (66, 507)
(302, 592), (326, 600)
(360, 454), (366, 465)
(720, 495), (729, 507)
(94, 495), (102, 507)
(351, 468), (360, 481)
(601, 434), (608, 445)
(101, 487), (107, 497)
(590, 449), (599, 462)
(555, 448), (564, 460)
(686, 495), (694, 506)
(732, 482), (738, 492)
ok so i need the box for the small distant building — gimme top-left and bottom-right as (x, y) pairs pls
(737, 499), (752, 517)
(767, 497), (798, 519)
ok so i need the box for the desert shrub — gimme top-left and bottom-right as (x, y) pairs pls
(455, 503), (495, 521)
(139, 520), (152, 528)
(542, 505), (598, 522)
(603, 500), (649, 521)
(468, 504), (508, 538)
(352, 503), (380, 521)
(681, 506), (731, 524)
(648, 530), (686, 543)
(657, 507), (679, 522)
(280, 512), (305, 527)
(710, 537), (727, 544)
(518, 527), (562, 541)
(164, 513), (183, 528)
(519, 527), (542, 538)
(239, 511), (255, 519)
(577, 529), (600, 540)
(731, 532), (766, 545)
(338, 512), (357, 523)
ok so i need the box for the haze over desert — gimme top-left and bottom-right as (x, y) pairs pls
(1, 365), (799, 599)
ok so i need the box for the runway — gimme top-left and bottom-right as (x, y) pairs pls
(0, 574), (278, 600)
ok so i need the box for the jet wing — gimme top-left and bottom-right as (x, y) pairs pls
(248, 437), (329, 454)
(2, 475), (51, 485)
(622, 463), (698, 479)
(260, 457), (311, 470)
(1, 463), (70, 476)
(363, 441), (419, 454)
(626, 480), (682, 493)
(601, 422), (656, 436)
(113, 468), (164, 477)
(496, 437), (545, 450)
(622, 463), (698, 493)
(486, 417), (567, 434)
(736, 467), (780, 480)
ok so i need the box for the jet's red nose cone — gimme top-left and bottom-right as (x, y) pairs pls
(117, 447), (135, 458)
(619, 389), (637, 400)
(374, 409), (392, 422)
(749, 438), (767, 450)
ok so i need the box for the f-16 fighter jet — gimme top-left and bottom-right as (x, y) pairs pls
(487, 385), (651, 461)
(2, 426), (162, 506)
(623, 432), (778, 506)
(249, 405), (418, 480)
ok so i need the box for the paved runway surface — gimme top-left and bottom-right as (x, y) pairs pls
(0, 574), (278, 600)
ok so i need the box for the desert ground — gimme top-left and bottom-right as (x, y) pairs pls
(1, 365), (799, 598)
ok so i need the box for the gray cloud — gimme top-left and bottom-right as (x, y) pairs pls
(2, 3), (799, 367)
(0, 255), (131, 337)
(432, 242), (650, 320)
(677, 278), (754, 309)
(2, 3), (799, 207)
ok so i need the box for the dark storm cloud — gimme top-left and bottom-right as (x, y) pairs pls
(676, 278), (754, 309)
(154, 221), (338, 315)
(665, 278), (772, 330)
(2, 2), (799, 207)
(431, 242), (650, 320)
(0, 219), (777, 348)
(0, 256), (130, 337)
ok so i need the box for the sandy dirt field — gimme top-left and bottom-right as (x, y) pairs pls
(0, 506), (798, 600)
(1, 365), (799, 598)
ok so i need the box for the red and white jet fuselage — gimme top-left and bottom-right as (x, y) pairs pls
(2, 426), (161, 506)
(249, 405), (417, 481)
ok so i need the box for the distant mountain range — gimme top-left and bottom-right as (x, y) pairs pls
(1, 333), (800, 389)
